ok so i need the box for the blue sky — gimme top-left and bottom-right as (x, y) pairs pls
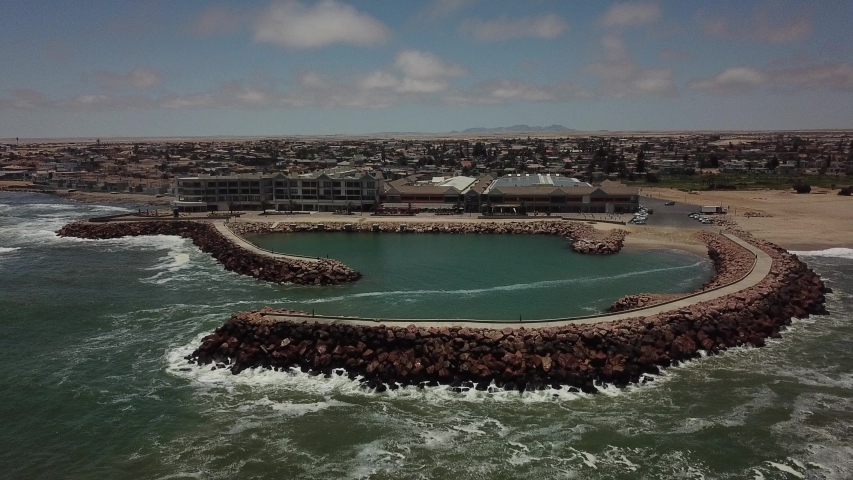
(1, 0), (851, 137)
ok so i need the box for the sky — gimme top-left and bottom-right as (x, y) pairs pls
(0, 0), (852, 138)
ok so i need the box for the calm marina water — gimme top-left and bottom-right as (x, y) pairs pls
(1, 191), (852, 479)
(248, 231), (713, 320)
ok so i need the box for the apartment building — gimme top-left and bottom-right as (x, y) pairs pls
(174, 168), (383, 212)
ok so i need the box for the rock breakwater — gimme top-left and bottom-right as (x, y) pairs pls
(57, 221), (361, 285)
(607, 231), (756, 312)
(230, 220), (628, 255)
(187, 232), (828, 393)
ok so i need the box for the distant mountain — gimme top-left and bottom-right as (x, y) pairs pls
(455, 124), (575, 134)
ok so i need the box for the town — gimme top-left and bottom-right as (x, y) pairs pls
(1, 132), (851, 214)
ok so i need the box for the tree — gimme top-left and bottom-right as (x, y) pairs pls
(260, 199), (270, 214)
(766, 156), (780, 171)
(709, 154), (720, 168)
(793, 183), (811, 194)
(635, 150), (646, 173)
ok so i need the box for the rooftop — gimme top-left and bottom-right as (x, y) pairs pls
(488, 174), (590, 191)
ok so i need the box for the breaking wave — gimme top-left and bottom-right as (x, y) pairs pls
(791, 248), (853, 260)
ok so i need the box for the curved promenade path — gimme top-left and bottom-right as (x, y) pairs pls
(212, 220), (322, 263)
(260, 233), (773, 329)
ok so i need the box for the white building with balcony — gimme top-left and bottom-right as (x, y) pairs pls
(174, 168), (383, 212)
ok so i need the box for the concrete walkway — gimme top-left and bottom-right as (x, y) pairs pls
(211, 220), (322, 263)
(261, 233), (772, 328)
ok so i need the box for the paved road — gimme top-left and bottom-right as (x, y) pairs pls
(638, 195), (717, 229)
(262, 233), (770, 329)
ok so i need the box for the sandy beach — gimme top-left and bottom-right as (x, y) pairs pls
(642, 187), (853, 251)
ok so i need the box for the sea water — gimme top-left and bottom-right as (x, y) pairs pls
(1, 191), (851, 479)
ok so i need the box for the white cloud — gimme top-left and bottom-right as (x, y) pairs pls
(699, 9), (812, 44)
(394, 50), (466, 81)
(299, 71), (334, 88)
(0, 89), (49, 109)
(754, 11), (812, 44)
(688, 63), (853, 95)
(254, 0), (389, 48)
(657, 49), (693, 62)
(460, 14), (568, 42)
(380, 50), (467, 93)
(445, 79), (588, 105)
(187, 5), (256, 36)
(600, 2), (660, 28)
(687, 67), (767, 95)
(486, 80), (556, 102)
(93, 67), (162, 91)
(413, 0), (480, 22)
(583, 35), (676, 97)
(359, 71), (400, 90)
(775, 63), (853, 91)
(160, 93), (216, 109)
(301, 49), (467, 98)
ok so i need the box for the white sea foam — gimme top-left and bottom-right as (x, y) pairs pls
(766, 461), (805, 478)
(166, 334), (659, 405)
(235, 396), (352, 417)
(791, 248), (853, 259)
(103, 234), (187, 252)
(0, 247), (20, 254)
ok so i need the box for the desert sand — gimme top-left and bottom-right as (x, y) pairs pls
(642, 187), (853, 251)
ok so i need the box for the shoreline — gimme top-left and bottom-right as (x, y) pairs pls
(621, 235), (708, 256)
(43, 197), (831, 393)
(5, 187), (851, 251)
(186, 226), (828, 393)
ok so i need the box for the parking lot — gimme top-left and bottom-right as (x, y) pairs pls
(636, 196), (718, 229)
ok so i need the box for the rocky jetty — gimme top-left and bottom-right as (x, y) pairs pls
(606, 293), (685, 312)
(57, 221), (361, 285)
(230, 220), (628, 255)
(569, 229), (628, 255)
(607, 231), (756, 312)
(187, 231), (828, 393)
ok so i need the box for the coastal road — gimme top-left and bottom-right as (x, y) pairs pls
(261, 233), (772, 329)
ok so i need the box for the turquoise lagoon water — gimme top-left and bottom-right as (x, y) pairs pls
(248, 231), (714, 320)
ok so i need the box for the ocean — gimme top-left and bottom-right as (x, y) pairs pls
(1, 192), (851, 479)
